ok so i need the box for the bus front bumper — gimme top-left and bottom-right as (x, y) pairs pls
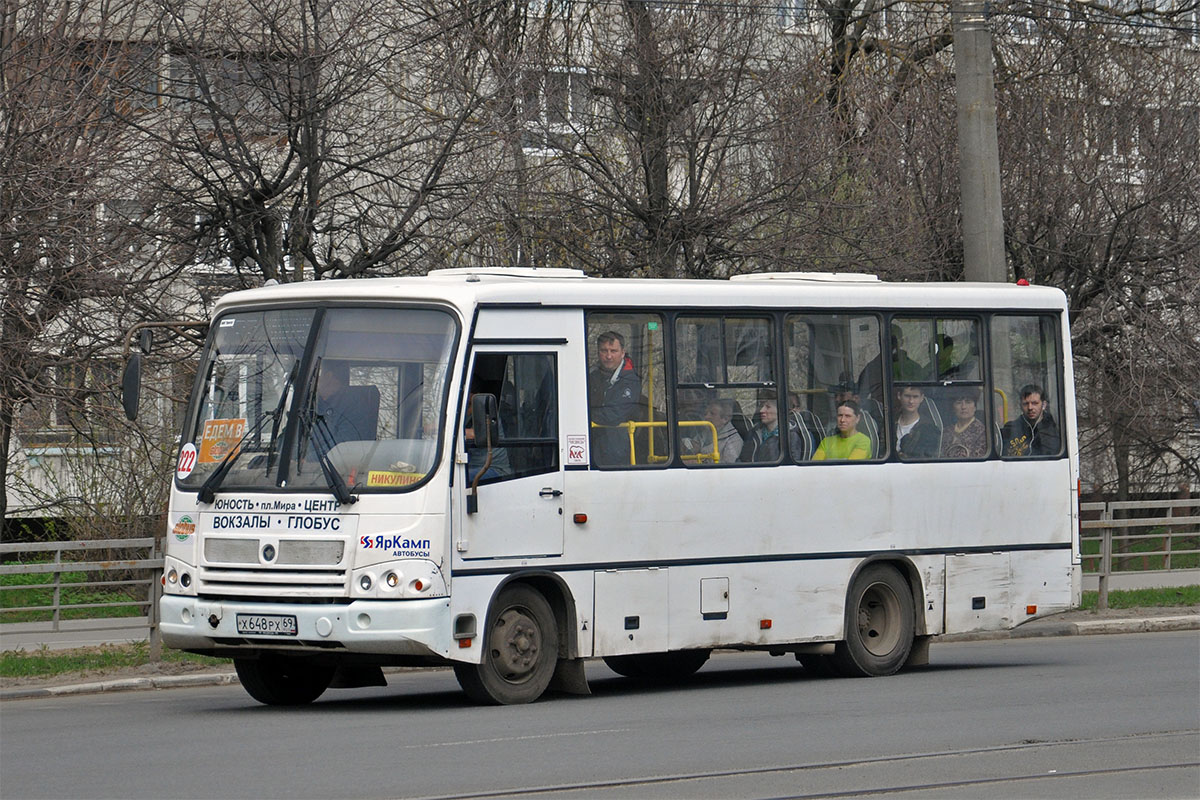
(159, 594), (452, 659)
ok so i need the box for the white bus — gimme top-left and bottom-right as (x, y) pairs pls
(146, 268), (1080, 705)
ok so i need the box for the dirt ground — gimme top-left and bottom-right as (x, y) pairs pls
(3, 606), (1195, 693)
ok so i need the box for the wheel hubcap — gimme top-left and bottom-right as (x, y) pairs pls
(491, 607), (541, 682)
(857, 582), (902, 656)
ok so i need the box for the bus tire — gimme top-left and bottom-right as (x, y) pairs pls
(234, 656), (334, 705)
(831, 564), (914, 678)
(454, 584), (558, 705)
(602, 649), (710, 682)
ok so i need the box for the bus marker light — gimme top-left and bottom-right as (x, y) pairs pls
(412, 579), (425, 592)
(760, 619), (772, 630)
(573, 513), (587, 524)
(1026, 605), (1037, 615)
(458, 638), (472, 648)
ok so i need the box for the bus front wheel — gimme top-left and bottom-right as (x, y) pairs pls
(454, 584), (559, 705)
(234, 655), (334, 705)
(831, 564), (914, 677)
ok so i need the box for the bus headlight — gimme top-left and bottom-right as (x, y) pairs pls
(162, 556), (197, 597)
(351, 560), (446, 599)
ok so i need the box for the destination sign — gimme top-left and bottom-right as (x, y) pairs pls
(198, 513), (358, 535)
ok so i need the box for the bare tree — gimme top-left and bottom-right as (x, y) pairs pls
(0, 0), (181, 533)
(993, 6), (1200, 496)
(118, 0), (500, 286)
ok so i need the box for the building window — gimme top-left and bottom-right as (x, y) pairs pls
(519, 67), (591, 152)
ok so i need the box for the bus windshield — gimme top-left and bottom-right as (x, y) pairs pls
(177, 306), (457, 495)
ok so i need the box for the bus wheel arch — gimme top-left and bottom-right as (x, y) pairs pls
(453, 578), (565, 704)
(832, 560), (916, 678)
(500, 572), (579, 660)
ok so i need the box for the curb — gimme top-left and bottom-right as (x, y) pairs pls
(1, 671), (238, 701)
(3, 615), (1197, 700)
(940, 613), (1200, 642)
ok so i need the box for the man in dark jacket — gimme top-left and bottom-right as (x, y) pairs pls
(588, 331), (641, 466)
(895, 386), (941, 459)
(1001, 384), (1061, 456)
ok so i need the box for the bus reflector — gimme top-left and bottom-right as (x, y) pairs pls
(573, 513), (587, 524)
(1026, 605), (1037, 615)
(458, 638), (472, 648)
(760, 619), (772, 630)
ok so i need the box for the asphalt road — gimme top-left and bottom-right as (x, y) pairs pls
(2, 631), (1197, 800)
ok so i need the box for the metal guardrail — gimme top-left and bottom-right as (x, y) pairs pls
(1, 500), (1196, 650)
(1080, 499), (1200, 610)
(0, 538), (164, 658)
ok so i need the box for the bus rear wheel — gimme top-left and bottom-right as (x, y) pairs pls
(234, 655), (335, 705)
(454, 584), (558, 705)
(603, 649), (710, 682)
(831, 564), (914, 678)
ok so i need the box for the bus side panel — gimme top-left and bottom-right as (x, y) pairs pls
(662, 562), (851, 651)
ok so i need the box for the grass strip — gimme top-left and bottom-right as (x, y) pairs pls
(1, 642), (227, 679)
(1079, 585), (1200, 610)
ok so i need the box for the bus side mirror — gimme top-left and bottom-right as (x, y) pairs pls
(467, 393), (498, 515)
(121, 353), (142, 421)
(472, 393), (499, 446)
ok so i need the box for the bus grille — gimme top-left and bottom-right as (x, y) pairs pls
(197, 566), (347, 597)
(200, 536), (348, 597)
(204, 537), (345, 565)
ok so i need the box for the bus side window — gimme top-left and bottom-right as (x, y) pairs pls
(466, 352), (558, 483)
(675, 315), (774, 466)
(991, 315), (1064, 458)
(787, 313), (886, 462)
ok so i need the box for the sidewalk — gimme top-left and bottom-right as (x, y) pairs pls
(3, 607), (1197, 701)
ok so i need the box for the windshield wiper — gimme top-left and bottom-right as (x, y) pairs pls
(297, 359), (357, 506)
(264, 361), (300, 473)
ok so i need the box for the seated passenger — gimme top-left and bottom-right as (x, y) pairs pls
(1001, 383), (1061, 456)
(827, 380), (881, 456)
(813, 400), (872, 461)
(742, 397), (803, 463)
(941, 387), (988, 459)
(686, 398), (743, 464)
(895, 386), (941, 459)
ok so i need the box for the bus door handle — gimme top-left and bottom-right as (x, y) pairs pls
(539, 488), (563, 498)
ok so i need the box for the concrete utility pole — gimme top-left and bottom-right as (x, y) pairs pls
(953, 0), (1008, 282)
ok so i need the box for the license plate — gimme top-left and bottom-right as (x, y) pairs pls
(236, 614), (298, 636)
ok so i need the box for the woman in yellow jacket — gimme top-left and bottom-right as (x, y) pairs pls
(813, 400), (872, 461)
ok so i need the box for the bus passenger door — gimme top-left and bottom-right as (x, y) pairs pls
(456, 347), (564, 559)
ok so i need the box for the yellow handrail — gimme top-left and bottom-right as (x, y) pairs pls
(590, 419), (718, 465)
(993, 387), (1009, 424)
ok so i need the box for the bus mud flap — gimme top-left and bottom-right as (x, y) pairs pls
(904, 635), (931, 669)
(547, 658), (591, 696)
